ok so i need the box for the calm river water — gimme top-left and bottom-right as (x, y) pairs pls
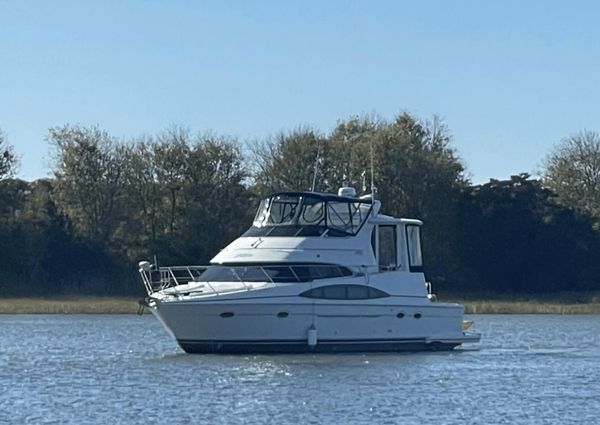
(1, 314), (599, 424)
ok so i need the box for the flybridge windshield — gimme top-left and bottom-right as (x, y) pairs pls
(244, 193), (372, 237)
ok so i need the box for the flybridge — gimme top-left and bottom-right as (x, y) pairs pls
(245, 191), (374, 237)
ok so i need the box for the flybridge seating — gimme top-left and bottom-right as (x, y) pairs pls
(138, 262), (361, 296)
(244, 192), (373, 237)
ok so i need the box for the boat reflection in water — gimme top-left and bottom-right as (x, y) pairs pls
(139, 187), (480, 353)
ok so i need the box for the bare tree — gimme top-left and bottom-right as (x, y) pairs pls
(543, 130), (600, 220)
(249, 127), (327, 194)
(0, 129), (18, 179)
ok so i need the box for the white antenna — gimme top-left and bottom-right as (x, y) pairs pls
(361, 170), (367, 193)
(370, 140), (375, 198)
(310, 139), (321, 192)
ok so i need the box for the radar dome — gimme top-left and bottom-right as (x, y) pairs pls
(337, 187), (356, 198)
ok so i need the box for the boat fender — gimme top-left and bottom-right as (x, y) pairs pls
(307, 325), (318, 347)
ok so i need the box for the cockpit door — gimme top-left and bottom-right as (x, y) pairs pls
(375, 225), (398, 271)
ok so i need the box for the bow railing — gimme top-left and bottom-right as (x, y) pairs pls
(138, 261), (370, 297)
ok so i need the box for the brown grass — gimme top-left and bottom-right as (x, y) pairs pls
(460, 300), (600, 314)
(437, 291), (600, 314)
(0, 297), (145, 314)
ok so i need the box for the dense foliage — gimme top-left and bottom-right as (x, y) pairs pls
(0, 115), (599, 296)
(447, 174), (600, 294)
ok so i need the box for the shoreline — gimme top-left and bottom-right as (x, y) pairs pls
(0, 297), (146, 314)
(1, 296), (600, 314)
(460, 300), (600, 315)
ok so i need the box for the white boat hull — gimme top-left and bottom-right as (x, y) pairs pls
(149, 297), (480, 353)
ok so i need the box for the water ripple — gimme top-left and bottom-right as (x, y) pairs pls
(0, 314), (599, 424)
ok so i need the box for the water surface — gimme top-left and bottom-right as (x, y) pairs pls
(1, 314), (598, 424)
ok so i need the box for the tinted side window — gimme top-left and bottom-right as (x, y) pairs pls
(290, 265), (353, 282)
(263, 266), (297, 283)
(199, 264), (354, 283)
(406, 225), (423, 272)
(323, 285), (346, 299)
(378, 225), (397, 270)
(300, 285), (389, 299)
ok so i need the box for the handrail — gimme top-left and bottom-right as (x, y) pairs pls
(138, 262), (377, 297)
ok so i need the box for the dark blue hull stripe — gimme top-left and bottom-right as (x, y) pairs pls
(176, 338), (459, 354)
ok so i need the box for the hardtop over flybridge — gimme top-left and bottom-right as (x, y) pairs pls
(139, 187), (480, 353)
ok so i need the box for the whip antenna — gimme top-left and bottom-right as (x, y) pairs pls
(370, 139), (375, 198)
(310, 139), (321, 192)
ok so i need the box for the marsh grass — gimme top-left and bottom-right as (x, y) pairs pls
(440, 291), (600, 314)
(460, 301), (600, 314)
(0, 297), (144, 314)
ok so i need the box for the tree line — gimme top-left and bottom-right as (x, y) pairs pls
(0, 115), (599, 297)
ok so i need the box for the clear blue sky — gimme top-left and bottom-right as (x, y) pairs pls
(1, 0), (599, 183)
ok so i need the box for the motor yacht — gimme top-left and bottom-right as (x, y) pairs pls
(139, 187), (480, 353)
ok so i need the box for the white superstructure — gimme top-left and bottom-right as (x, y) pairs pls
(139, 190), (480, 353)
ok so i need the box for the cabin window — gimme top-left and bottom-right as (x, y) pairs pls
(298, 197), (325, 225)
(378, 225), (397, 271)
(198, 264), (353, 283)
(235, 266), (270, 282)
(248, 194), (373, 237)
(300, 284), (389, 300)
(406, 225), (423, 272)
(267, 196), (299, 225)
(290, 264), (353, 281)
(326, 201), (371, 234)
(263, 266), (298, 283)
(253, 198), (271, 227)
